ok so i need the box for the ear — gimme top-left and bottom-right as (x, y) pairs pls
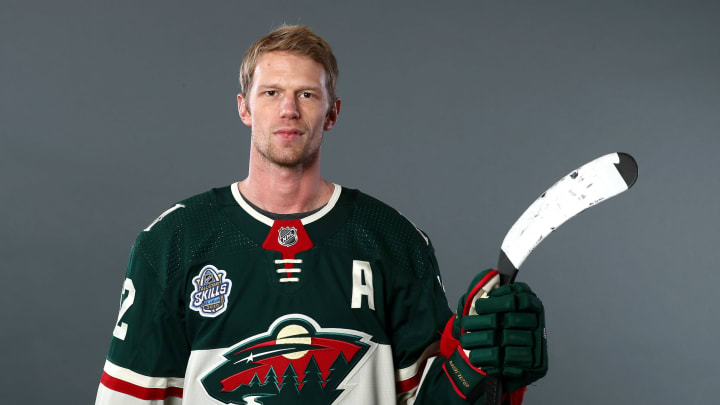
(323, 98), (342, 131)
(237, 93), (252, 127)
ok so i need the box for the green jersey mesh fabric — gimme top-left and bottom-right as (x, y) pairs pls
(133, 191), (257, 287)
(322, 191), (431, 280)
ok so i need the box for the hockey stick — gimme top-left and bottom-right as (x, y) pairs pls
(477, 152), (639, 405)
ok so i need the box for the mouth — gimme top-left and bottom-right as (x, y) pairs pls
(273, 128), (304, 141)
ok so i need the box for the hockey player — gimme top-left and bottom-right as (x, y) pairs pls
(96, 25), (547, 405)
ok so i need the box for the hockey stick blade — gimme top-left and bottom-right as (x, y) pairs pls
(498, 152), (638, 284)
(483, 152), (638, 405)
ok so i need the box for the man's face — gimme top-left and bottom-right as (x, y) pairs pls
(238, 51), (340, 168)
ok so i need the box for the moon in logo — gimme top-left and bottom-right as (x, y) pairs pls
(276, 324), (311, 359)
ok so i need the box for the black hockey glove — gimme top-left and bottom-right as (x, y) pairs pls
(440, 269), (548, 404)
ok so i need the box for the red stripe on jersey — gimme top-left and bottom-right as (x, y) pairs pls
(396, 373), (421, 393)
(395, 354), (436, 394)
(100, 372), (183, 400)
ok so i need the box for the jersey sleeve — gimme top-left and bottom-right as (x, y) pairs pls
(96, 232), (190, 404)
(383, 230), (470, 404)
(388, 232), (509, 405)
(406, 250), (517, 405)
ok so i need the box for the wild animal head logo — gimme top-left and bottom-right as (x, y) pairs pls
(201, 314), (374, 405)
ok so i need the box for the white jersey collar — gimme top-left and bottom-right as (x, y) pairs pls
(230, 182), (342, 227)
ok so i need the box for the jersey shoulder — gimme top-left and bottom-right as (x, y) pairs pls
(328, 188), (435, 279)
(131, 187), (256, 280)
(137, 187), (223, 239)
(353, 189), (430, 244)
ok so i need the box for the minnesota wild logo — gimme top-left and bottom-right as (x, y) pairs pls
(201, 314), (374, 405)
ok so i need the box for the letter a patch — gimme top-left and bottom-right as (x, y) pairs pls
(351, 260), (375, 310)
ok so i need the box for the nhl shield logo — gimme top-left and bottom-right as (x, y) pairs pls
(189, 265), (233, 318)
(277, 226), (298, 247)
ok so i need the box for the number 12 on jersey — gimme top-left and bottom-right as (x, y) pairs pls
(113, 278), (136, 340)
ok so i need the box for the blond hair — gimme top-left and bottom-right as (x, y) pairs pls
(240, 25), (339, 108)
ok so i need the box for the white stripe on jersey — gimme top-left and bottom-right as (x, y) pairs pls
(96, 384), (183, 405)
(395, 341), (440, 382)
(102, 359), (184, 389)
(405, 356), (441, 405)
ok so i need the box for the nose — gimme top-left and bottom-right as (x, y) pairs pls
(280, 93), (299, 119)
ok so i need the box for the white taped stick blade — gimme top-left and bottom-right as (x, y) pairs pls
(501, 152), (636, 270)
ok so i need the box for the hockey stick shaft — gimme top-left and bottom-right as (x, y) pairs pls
(483, 152), (638, 405)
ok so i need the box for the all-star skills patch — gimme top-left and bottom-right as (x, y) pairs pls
(190, 265), (233, 317)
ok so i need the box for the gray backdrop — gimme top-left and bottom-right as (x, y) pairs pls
(2, 0), (718, 403)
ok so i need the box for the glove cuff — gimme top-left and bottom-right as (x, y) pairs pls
(442, 346), (487, 400)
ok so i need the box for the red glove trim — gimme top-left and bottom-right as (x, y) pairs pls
(457, 345), (486, 375)
(441, 361), (468, 399)
(461, 270), (500, 322)
(440, 316), (459, 359)
(509, 386), (527, 405)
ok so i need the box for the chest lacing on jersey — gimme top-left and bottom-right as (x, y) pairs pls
(275, 258), (302, 282)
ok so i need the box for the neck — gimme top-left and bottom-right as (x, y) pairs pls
(238, 147), (333, 214)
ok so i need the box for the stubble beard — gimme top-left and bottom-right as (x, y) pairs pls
(253, 130), (323, 169)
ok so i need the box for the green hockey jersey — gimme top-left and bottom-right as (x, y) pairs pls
(96, 183), (471, 404)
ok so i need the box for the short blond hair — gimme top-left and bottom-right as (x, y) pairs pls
(240, 25), (339, 107)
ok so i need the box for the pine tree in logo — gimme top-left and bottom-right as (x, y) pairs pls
(301, 356), (323, 395)
(263, 368), (279, 392)
(248, 374), (263, 388)
(201, 315), (374, 405)
(277, 364), (300, 401)
(326, 353), (350, 391)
